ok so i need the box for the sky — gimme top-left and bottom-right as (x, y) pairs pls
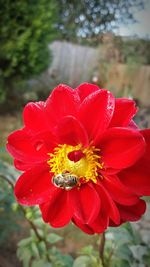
(116, 0), (150, 38)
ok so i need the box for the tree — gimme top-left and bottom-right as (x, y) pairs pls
(57, 0), (145, 41)
(0, 0), (58, 110)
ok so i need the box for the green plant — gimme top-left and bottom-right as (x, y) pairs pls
(74, 222), (150, 267)
(17, 207), (73, 267)
(0, 0), (58, 111)
(0, 160), (21, 245)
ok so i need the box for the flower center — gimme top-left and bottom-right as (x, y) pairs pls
(47, 144), (103, 184)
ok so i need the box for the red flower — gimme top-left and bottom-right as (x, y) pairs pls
(7, 83), (150, 234)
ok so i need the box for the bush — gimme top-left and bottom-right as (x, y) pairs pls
(0, 0), (58, 112)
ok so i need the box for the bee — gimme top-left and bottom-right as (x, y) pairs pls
(52, 172), (79, 190)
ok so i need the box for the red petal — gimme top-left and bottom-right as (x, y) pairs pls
(141, 129), (150, 160)
(128, 120), (139, 130)
(119, 165), (150, 196)
(72, 217), (95, 235)
(14, 165), (52, 205)
(23, 101), (50, 132)
(101, 168), (120, 175)
(102, 175), (139, 205)
(40, 190), (73, 227)
(14, 159), (35, 171)
(76, 83), (100, 102)
(109, 98), (137, 127)
(95, 182), (120, 224)
(119, 129), (150, 196)
(73, 206), (108, 234)
(56, 116), (89, 146)
(89, 209), (109, 234)
(73, 211), (108, 234)
(71, 183), (100, 224)
(100, 127), (145, 169)
(79, 89), (114, 141)
(45, 84), (80, 125)
(117, 200), (146, 222)
(7, 129), (56, 167)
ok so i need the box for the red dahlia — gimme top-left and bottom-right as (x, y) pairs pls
(7, 83), (150, 234)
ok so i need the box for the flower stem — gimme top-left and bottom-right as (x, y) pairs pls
(0, 173), (14, 188)
(99, 232), (106, 267)
(20, 206), (51, 262)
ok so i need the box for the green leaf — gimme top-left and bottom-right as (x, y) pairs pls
(31, 259), (52, 267)
(80, 245), (94, 255)
(116, 245), (133, 263)
(47, 233), (63, 244)
(38, 241), (47, 253)
(34, 218), (44, 227)
(130, 245), (148, 262)
(73, 256), (91, 267)
(31, 242), (40, 258)
(143, 252), (150, 266)
(123, 222), (142, 244)
(18, 237), (32, 247)
(50, 247), (73, 267)
(57, 254), (74, 267)
(111, 259), (132, 267)
(17, 247), (32, 267)
(108, 227), (132, 246)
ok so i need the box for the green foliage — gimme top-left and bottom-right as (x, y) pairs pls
(73, 255), (95, 267)
(0, 0), (58, 110)
(31, 260), (52, 267)
(50, 247), (74, 267)
(109, 35), (150, 65)
(0, 179), (20, 245)
(0, 160), (20, 245)
(0, 159), (20, 183)
(121, 38), (150, 65)
(74, 222), (150, 267)
(73, 245), (102, 267)
(17, 206), (74, 267)
(0, 146), (12, 163)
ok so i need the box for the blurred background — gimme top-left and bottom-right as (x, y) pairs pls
(0, 1), (150, 267)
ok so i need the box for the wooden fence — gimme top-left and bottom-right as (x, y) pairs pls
(48, 41), (99, 87)
(104, 64), (150, 107)
(48, 41), (150, 107)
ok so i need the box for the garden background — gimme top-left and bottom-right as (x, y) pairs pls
(0, 1), (150, 267)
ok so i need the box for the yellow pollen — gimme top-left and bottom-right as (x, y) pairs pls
(47, 144), (103, 184)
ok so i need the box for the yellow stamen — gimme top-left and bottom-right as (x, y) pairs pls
(47, 144), (103, 184)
